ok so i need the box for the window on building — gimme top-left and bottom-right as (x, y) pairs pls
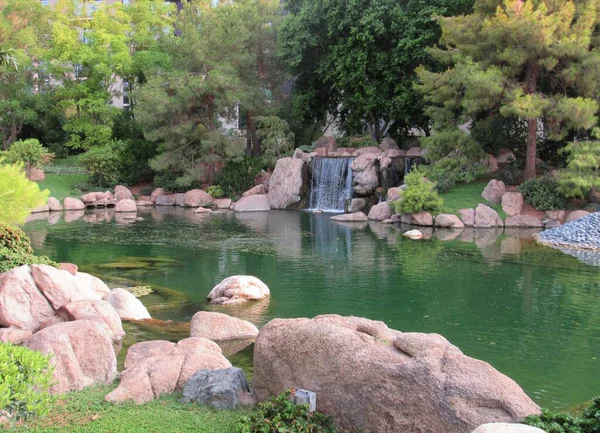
(123, 80), (130, 110)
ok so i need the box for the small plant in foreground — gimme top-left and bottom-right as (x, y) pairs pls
(236, 389), (338, 433)
(0, 343), (55, 428)
(395, 169), (444, 215)
(524, 397), (600, 433)
(0, 225), (56, 273)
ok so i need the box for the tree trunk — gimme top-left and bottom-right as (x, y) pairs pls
(525, 118), (537, 180)
(524, 64), (541, 180)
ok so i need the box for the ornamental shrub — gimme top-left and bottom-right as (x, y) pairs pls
(524, 397), (600, 433)
(5, 139), (54, 179)
(395, 170), (444, 215)
(216, 157), (265, 198)
(0, 225), (56, 273)
(0, 160), (49, 226)
(206, 185), (224, 198)
(255, 116), (295, 169)
(79, 141), (124, 188)
(236, 389), (338, 433)
(424, 156), (486, 193)
(518, 176), (568, 211)
(0, 343), (55, 427)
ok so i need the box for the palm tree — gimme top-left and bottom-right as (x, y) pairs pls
(0, 48), (18, 71)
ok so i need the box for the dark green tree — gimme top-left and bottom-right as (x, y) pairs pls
(279, 0), (473, 142)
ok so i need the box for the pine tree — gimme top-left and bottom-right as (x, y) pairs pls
(417, 0), (600, 179)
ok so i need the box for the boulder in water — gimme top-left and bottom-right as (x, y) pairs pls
(367, 202), (392, 221)
(267, 158), (307, 209)
(330, 212), (368, 222)
(207, 276), (270, 305)
(190, 311), (258, 341)
(232, 194), (271, 212)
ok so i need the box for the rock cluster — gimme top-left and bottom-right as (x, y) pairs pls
(537, 212), (600, 250)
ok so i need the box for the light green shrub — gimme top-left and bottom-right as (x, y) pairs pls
(0, 343), (55, 427)
(79, 141), (123, 188)
(5, 139), (54, 179)
(206, 185), (224, 198)
(395, 170), (444, 215)
(0, 160), (49, 226)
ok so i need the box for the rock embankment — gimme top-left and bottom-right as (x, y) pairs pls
(537, 212), (600, 250)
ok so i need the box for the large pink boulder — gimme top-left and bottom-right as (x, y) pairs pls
(401, 211), (434, 226)
(190, 311), (258, 341)
(81, 191), (114, 207)
(482, 180), (506, 204)
(502, 192), (524, 217)
(232, 194), (271, 212)
(434, 214), (465, 229)
(330, 211), (368, 222)
(73, 272), (110, 298)
(150, 188), (166, 203)
(253, 315), (540, 433)
(0, 327), (33, 344)
(207, 276), (270, 305)
(115, 199), (137, 213)
(48, 197), (62, 212)
(155, 195), (175, 206)
(64, 197), (85, 211)
(267, 158), (307, 210)
(474, 204), (503, 228)
(30, 264), (98, 310)
(25, 320), (117, 394)
(58, 299), (125, 342)
(505, 215), (544, 228)
(183, 189), (213, 208)
(367, 202), (392, 221)
(243, 184), (266, 197)
(102, 288), (151, 320)
(105, 337), (231, 404)
(351, 154), (379, 195)
(114, 185), (134, 202)
(0, 265), (55, 332)
(459, 208), (475, 227)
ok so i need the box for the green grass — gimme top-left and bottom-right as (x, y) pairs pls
(37, 173), (90, 200)
(16, 384), (248, 433)
(440, 181), (507, 219)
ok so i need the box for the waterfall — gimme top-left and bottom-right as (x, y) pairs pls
(308, 157), (354, 212)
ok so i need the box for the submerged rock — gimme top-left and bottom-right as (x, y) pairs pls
(190, 311), (258, 341)
(182, 367), (255, 409)
(403, 229), (423, 239)
(253, 315), (540, 433)
(207, 276), (270, 305)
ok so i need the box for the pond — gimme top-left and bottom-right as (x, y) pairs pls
(24, 207), (600, 411)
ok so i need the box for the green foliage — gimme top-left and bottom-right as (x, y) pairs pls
(423, 156), (485, 193)
(420, 129), (482, 161)
(152, 171), (200, 193)
(470, 116), (529, 157)
(524, 397), (600, 433)
(206, 185), (225, 199)
(16, 384), (248, 433)
(79, 141), (124, 188)
(558, 140), (600, 199)
(255, 116), (295, 168)
(280, 0), (473, 141)
(0, 343), (54, 427)
(416, 0), (600, 179)
(236, 390), (338, 433)
(0, 225), (56, 273)
(0, 160), (49, 226)
(518, 177), (568, 211)
(216, 157), (265, 198)
(336, 136), (377, 149)
(395, 169), (444, 214)
(5, 139), (54, 175)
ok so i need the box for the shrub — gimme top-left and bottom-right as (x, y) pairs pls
(139, 186), (154, 197)
(216, 157), (265, 198)
(0, 160), (49, 226)
(395, 170), (444, 214)
(153, 171), (202, 193)
(0, 225), (56, 273)
(336, 135), (376, 149)
(206, 185), (225, 198)
(79, 141), (124, 188)
(255, 116), (295, 169)
(0, 343), (55, 427)
(296, 144), (316, 153)
(524, 397), (600, 433)
(5, 139), (54, 179)
(236, 390), (338, 433)
(518, 176), (568, 210)
(424, 156), (486, 193)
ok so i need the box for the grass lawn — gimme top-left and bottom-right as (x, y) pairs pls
(440, 181), (507, 219)
(16, 385), (248, 433)
(37, 173), (90, 201)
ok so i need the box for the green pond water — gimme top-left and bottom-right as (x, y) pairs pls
(24, 207), (600, 411)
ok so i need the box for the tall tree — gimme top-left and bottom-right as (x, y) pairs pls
(417, 0), (600, 179)
(279, 0), (473, 142)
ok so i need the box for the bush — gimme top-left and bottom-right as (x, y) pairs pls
(216, 157), (265, 198)
(206, 185), (225, 198)
(0, 225), (57, 273)
(255, 116), (295, 169)
(501, 156), (524, 185)
(524, 397), (600, 433)
(395, 170), (444, 214)
(236, 390), (338, 433)
(5, 139), (54, 179)
(0, 160), (49, 226)
(423, 156), (486, 193)
(336, 135), (376, 149)
(0, 343), (55, 427)
(153, 171), (202, 193)
(518, 176), (568, 211)
(79, 141), (124, 188)
(139, 186), (154, 197)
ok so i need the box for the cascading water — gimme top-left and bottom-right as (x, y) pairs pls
(308, 157), (354, 212)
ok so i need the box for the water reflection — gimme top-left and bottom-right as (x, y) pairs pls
(23, 207), (600, 409)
